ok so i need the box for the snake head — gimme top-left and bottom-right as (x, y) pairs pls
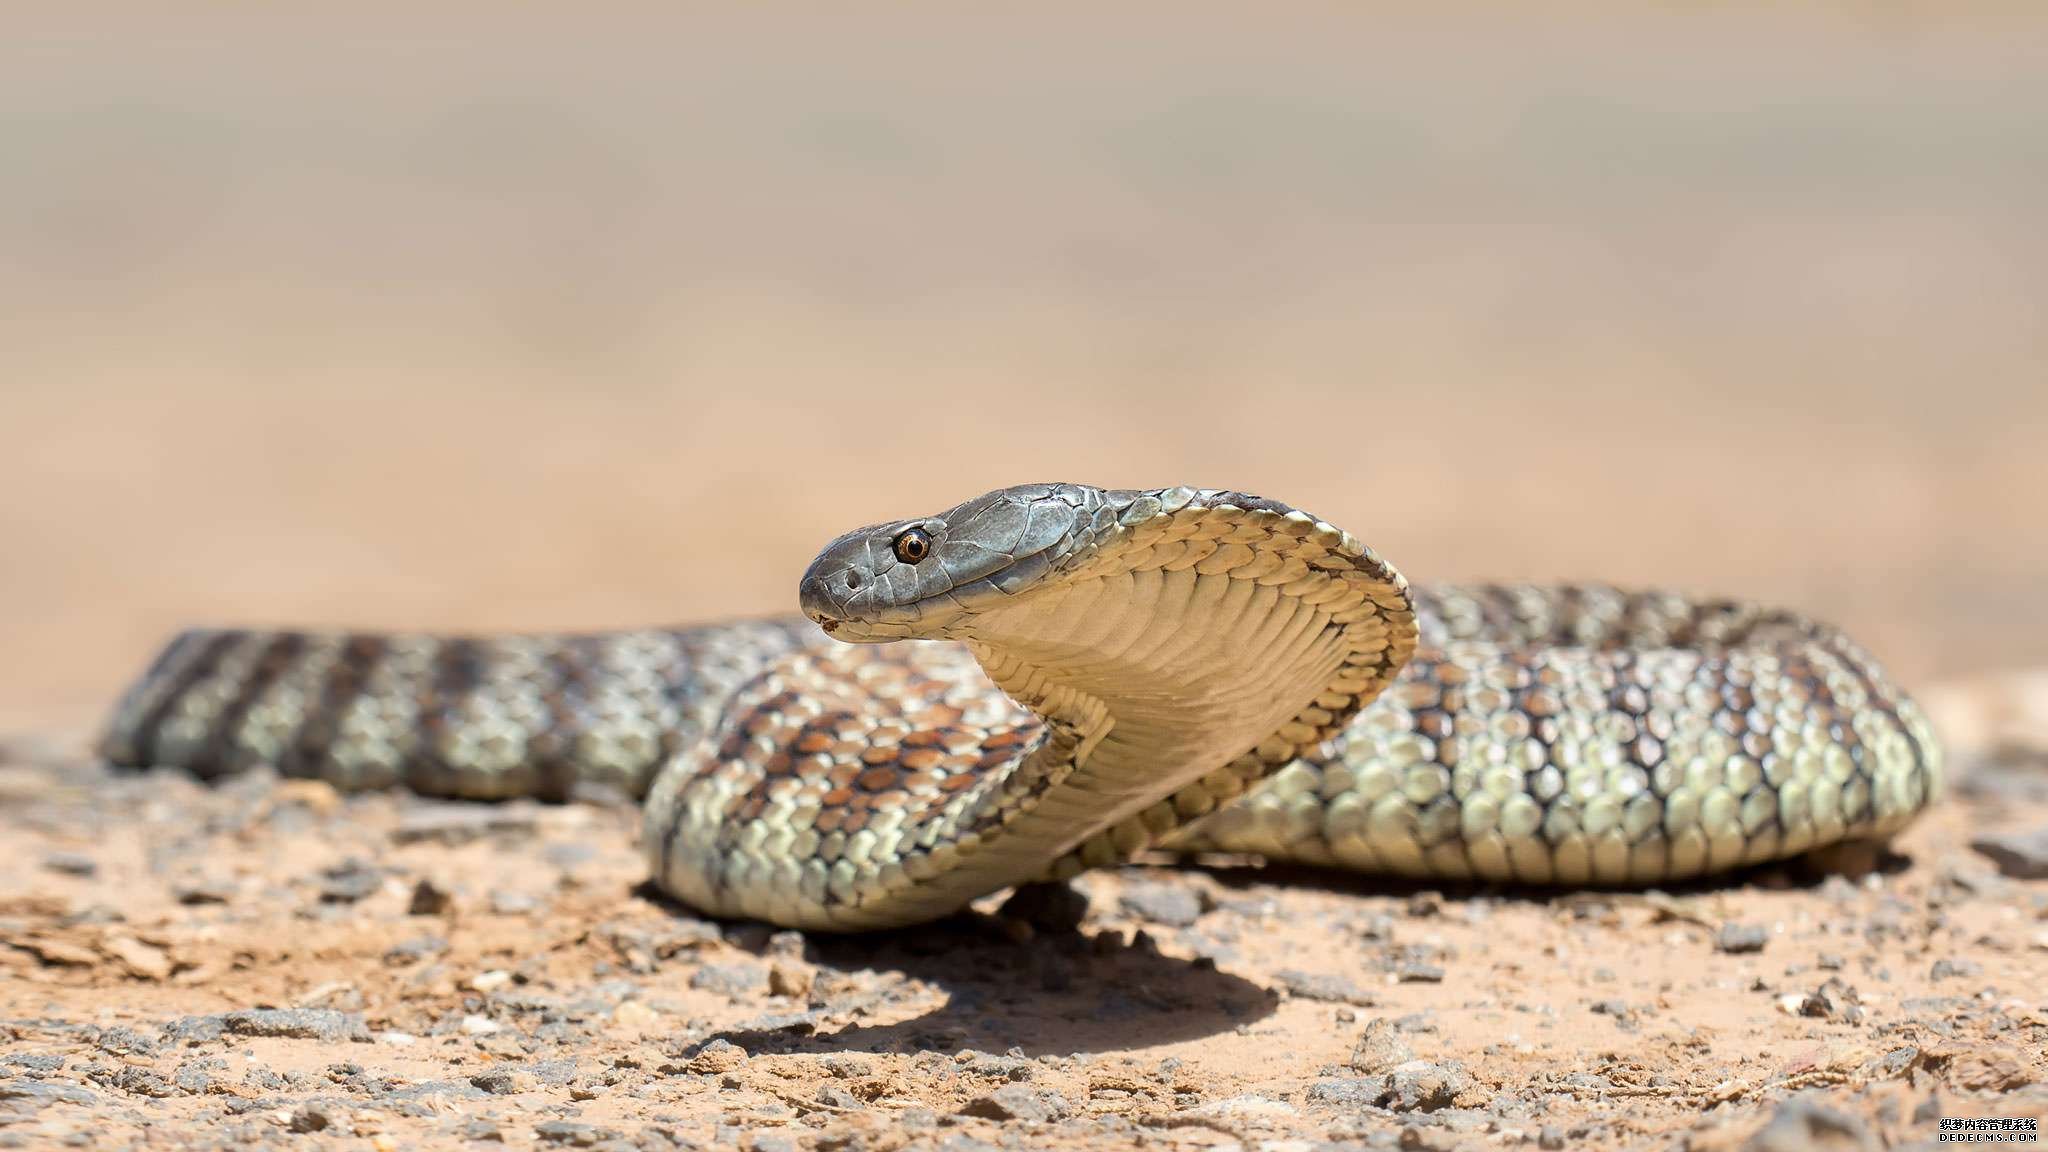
(799, 483), (1119, 642)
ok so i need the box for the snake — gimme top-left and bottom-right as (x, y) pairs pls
(99, 482), (1944, 931)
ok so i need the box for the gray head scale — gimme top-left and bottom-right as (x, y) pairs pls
(798, 483), (1123, 642)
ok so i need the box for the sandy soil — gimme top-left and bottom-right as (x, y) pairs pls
(2, 675), (2043, 1152)
(4, 7), (2047, 1150)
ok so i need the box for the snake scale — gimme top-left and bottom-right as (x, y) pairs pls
(100, 483), (1944, 931)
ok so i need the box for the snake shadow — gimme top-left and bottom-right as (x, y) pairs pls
(636, 885), (1278, 1057)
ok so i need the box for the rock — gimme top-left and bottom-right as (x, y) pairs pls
(0, 1080), (98, 1106)
(534, 1120), (626, 1146)
(466, 970), (513, 993)
(958, 1084), (1070, 1123)
(488, 890), (540, 916)
(1864, 1047), (1922, 1080)
(108, 1067), (178, 1097)
(91, 1026), (158, 1056)
(1380, 1060), (1467, 1113)
(960, 1051), (1034, 1082)
(768, 962), (814, 999)
(998, 882), (1090, 933)
(172, 878), (235, 906)
(460, 1121), (504, 1143)
(1795, 978), (1864, 1023)
(289, 1103), (337, 1133)
(744, 1134), (799, 1152)
(1348, 1019), (1416, 1073)
(1118, 882), (1203, 928)
(200, 1008), (370, 1043)
(1929, 957), (1983, 981)
(1276, 970), (1377, 1006)
(468, 1070), (538, 1095)
(1716, 923), (1771, 954)
(41, 852), (97, 877)
(687, 1039), (748, 1075)
(1305, 1077), (1382, 1107)
(407, 878), (454, 916)
(1741, 1096), (1878, 1151)
(386, 935), (448, 963)
(544, 842), (597, 872)
(1307, 1064), (1467, 1114)
(102, 936), (172, 981)
(1970, 829), (2048, 879)
(317, 860), (384, 904)
(1949, 1049), (2033, 1092)
(170, 1063), (215, 1095)
(1181, 1095), (1298, 1122)
(1538, 1126), (1566, 1150)
(1356, 913), (1397, 942)
(271, 778), (341, 813)
(1395, 961), (1445, 983)
(20, 937), (99, 967)
(690, 961), (767, 998)
(813, 1084), (860, 1110)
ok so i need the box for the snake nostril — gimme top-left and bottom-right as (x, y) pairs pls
(844, 571), (862, 591)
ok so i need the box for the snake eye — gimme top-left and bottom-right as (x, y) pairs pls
(892, 528), (932, 564)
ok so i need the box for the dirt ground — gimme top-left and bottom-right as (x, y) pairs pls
(2, 674), (2043, 1152)
(5, 6), (2048, 1151)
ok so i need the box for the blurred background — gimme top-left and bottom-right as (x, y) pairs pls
(3, 6), (2043, 733)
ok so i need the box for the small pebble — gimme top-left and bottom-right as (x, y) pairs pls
(41, 852), (97, 878)
(687, 1039), (747, 1075)
(408, 878), (454, 916)
(1930, 957), (1983, 981)
(958, 1084), (1071, 1123)
(489, 890), (540, 916)
(469, 1069), (538, 1095)
(1715, 923), (1770, 954)
(1118, 882), (1203, 928)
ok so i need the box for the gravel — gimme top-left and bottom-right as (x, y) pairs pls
(469, 1069), (539, 1095)
(317, 859), (385, 904)
(1275, 969), (1378, 1006)
(1117, 881), (1204, 928)
(1716, 922), (1772, 954)
(1348, 1019), (1417, 1073)
(41, 852), (97, 877)
(534, 1120), (626, 1146)
(1741, 1095), (1878, 1152)
(957, 1084), (1071, 1123)
(165, 1008), (372, 1044)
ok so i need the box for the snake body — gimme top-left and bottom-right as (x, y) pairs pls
(101, 483), (1944, 930)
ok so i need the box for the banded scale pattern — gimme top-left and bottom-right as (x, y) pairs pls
(99, 483), (1944, 930)
(101, 619), (823, 800)
(1173, 585), (1943, 886)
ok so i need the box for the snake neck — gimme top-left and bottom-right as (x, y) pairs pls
(926, 490), (1420, 908)
(650, 489), (1419, 931)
